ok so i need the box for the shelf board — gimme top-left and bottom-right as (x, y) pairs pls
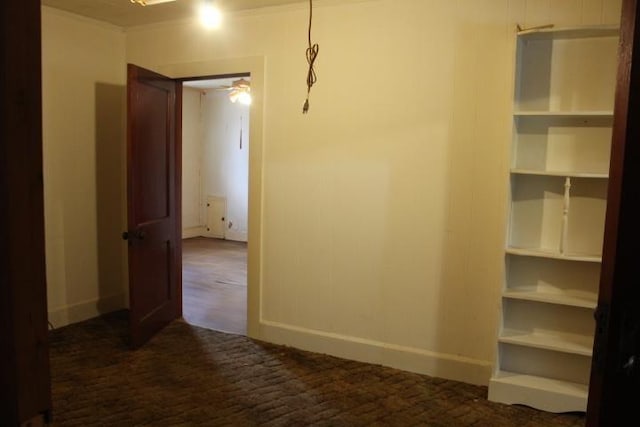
(489, 371), (588, 413)
(503, 289), (597, 309)
(510, 168), (608, 179)
(513, 110), (613, 117)
(506, 247), (602, 263)
(499, 329), (594, 356)
(517, 25), (619, 40)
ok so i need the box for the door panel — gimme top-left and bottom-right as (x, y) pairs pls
(126, 64), (182, 349)
(1, 0), (52, 423)
(134, 83), (170, 221)
(586, 1), (640, 424)
(206, 196), (227, 238)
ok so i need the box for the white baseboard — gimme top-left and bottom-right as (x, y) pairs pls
(48, 293), (127, 328)
(225, 229), (248, 242)
(182, 226), (246, 242)
(257, 320), (492, 386)
(182, 226), (206, 239)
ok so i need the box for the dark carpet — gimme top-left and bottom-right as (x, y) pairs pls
(49, 311), (586, 426)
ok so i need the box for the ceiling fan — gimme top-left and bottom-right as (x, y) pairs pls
(216, 79), (252, 104)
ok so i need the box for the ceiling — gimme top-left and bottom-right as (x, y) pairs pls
(41, 0), (308, 27)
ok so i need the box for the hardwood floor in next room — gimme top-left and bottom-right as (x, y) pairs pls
(182, 237), (247, 335)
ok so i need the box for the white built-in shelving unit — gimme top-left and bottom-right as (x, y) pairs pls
(488, 25), (619, 413)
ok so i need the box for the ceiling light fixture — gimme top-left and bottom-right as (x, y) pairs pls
(130, 0), (177, 6)
(199, 1), (223, 29)
(131, 0), (223, 31)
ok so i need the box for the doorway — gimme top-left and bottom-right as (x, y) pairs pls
(180, 75), (251, 335)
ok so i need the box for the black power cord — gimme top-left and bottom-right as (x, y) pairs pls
(302, 0), (319, 114)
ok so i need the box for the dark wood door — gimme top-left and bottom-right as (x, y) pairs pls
(1, 0), (52, 424)
(126, 64), (182, 349)
(587, 0), (640, 425)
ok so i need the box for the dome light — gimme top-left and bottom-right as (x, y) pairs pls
(200, 2), (222, 29)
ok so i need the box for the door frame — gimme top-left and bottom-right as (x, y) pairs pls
(160, 57), (265, 338)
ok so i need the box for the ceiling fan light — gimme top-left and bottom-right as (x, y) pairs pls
(237, 91), (252, 105)
(228, 89), (251, 105)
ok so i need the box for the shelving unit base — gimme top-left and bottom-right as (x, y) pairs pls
(488, 372), (588, 413)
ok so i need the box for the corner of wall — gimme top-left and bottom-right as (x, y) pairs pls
(182, 226), (207, 239)
(48, 293), (127, 328)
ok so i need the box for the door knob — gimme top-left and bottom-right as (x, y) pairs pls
(619, 304), (640, 378)
(623, 355), (637, 376)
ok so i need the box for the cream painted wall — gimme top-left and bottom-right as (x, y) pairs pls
(202, 90), (250, 242)
(182, 87), (204, 235)
(42, 7), (128, 327)
(125, 0), (622, 385)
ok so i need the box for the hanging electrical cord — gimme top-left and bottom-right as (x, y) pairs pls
(302, 0), (319, 114)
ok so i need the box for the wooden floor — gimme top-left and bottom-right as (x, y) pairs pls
(182, 237), (247, 335)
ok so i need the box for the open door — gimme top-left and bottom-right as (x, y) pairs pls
(587, 0), (640, 424)
(125, 64), (182, 348)
(1, 0), (52, 424)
